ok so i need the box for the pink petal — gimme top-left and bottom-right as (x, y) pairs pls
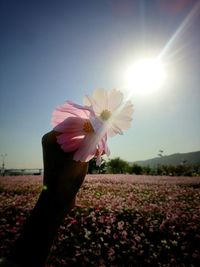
(73, 134), (98, 162)
(54, 117), (85, 134)
(51, 101), (91, 127)
(73, 130), (110, 163)
(57, 133), (84, 152)
(97, 135), (110, 157)
(101, 136), (110, 156)
(67, 101), (94, 115)
(95, 135), (110, 166)
(51, 99), (111, 163)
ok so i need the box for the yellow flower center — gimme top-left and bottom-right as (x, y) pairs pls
(100, 109), (111, 120)
(83, 121), (94, 133)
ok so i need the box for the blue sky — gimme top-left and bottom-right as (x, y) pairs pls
(0, 0), (200, 168)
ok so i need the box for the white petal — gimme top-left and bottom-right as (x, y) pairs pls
(107, 123), (123, 137)
(96, 156), (101, 166)
(119, 101), (134, 117)
(93, 88), (108, 110)
(84, 95), (102, 115)
(110, 101), (134, 131)
(112, 118), (132, 131)
(83, 96), (92, 107)
(107, 89), (123, 112)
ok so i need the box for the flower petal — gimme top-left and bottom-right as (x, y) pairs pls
(54, 117), (86, 134)
(57, 133), (84, 152)
(51, 101), (91, 127)
(96, 156), (102, 166)
(112, 118), (132, 131)
(73, 129), (109, 163)
(108, 89), (123, 112)
(97, 135), (110, 157)
(83, 95), (102, 115)
(89, 116), (104, 133)
(83, 96), (91, 107)
(73, 133), (97, 162)
(83, 89), (133, 138)
(110, 101), (134, 131)
(93, 88), (109, 110)
(84, 88), (108, 115)
(119, 101), (134, 117)
(107, 123), (123, 137)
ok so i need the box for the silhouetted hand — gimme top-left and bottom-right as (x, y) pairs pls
(3, 131), (88, 267)
(42, 130), (88, 209)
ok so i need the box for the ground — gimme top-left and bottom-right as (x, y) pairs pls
(0, 175), (200, 266)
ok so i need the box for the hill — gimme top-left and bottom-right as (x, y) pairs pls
(135, 151), (200, 167)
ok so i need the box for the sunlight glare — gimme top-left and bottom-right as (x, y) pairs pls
(124, 58), (166, 95)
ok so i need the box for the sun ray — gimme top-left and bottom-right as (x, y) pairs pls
(158, 1), (200, 61)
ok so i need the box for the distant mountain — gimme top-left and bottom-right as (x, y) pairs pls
(135, 151), (200, 167)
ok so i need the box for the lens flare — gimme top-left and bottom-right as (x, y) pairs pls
(124, 58), (166, 95)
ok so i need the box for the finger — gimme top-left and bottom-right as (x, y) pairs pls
(42, 131), (60, 146)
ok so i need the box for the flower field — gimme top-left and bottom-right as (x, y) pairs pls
(0, 175), (200, 267)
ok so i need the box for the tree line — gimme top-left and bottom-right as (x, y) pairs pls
(88, 157), (200, 176)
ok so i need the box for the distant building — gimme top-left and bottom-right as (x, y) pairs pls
(4, 169), (43, 176)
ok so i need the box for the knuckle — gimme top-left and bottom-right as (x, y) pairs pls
(42, 133), (49, 146)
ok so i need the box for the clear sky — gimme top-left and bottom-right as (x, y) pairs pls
(0, 0), (200, 168)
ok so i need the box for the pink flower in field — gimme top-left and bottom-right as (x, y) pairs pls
(134, 235), (141, 242)
(122, 230), (128, 239)
(52, 101), (110, 165)
(70, 218), (77, 225)
(106, 227), (111, 234)
(117, 220), (124, 230)
(113, 233), (118, 239)
(108, 247), (115, 256)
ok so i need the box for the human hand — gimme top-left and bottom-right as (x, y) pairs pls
(5, 131), (88, 267)
(42, 130), (88, 209)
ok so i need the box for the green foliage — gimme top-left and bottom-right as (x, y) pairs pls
(129, 164), (143, 174)
(143, 166), (151, 175)
(88, 156), (200, 176)
(107, 157), (130, 174)
(152, 164), (200, 176)
(88, 158), (107, 174)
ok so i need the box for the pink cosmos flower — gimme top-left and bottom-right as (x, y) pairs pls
(51, 88), (133, 165)
(51, 101), (110, 165)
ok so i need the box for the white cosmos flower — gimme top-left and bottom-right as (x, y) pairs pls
(84, 89), (134, 137)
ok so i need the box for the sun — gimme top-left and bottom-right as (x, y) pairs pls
(124, 58), (166, 95)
